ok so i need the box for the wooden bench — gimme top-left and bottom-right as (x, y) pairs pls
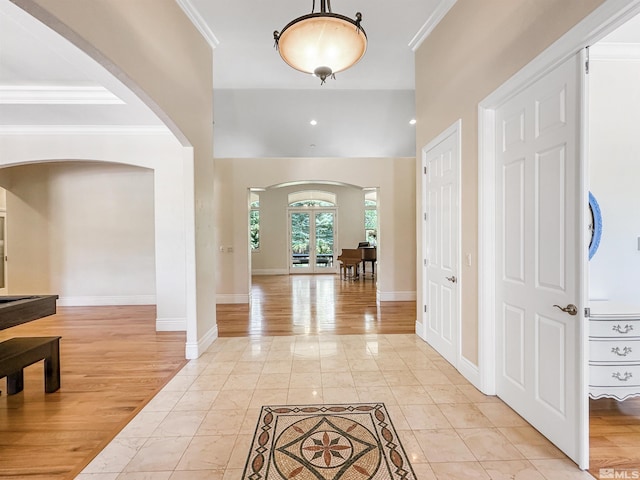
(0, 337), (61, 395)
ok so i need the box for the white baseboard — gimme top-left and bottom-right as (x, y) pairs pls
(416, 319), (483, 393)
(251, 269), (289, 275)
(57, 295), (156, 306)
(376, 290), (416, 302)
(457, 355), (482, 392)
(156, 317), (187, 331)
(216, 293), (250, 304)
(415, 320), (426, 341)
(185, 323), (218, 359)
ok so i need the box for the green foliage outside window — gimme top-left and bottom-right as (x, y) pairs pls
(289, 200), (334, 207)
(291, 213), (310, 254)
(250, 210), (260, 250)
(315, 212), (334, 254)
(290, 212), (335, 255)
(365, 209), (377, 245)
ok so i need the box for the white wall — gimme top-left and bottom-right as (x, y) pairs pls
(213, 89), (415, 158)
(0, 162), (156, 302)
(251, 184), (366, 273)
(214, 157), (416, 304)
(0, 133), (189, 330)
(589, 54), (640, 304)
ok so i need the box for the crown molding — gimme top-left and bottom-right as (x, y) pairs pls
(176, 0), (220, 50)
(0, 125), (171, 135)
(590, 42), (640, 60)
(409, 0), (457, 52)
(0, 85), (124, 104)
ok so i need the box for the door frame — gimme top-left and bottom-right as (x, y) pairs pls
(477, 0), (640, 469)
(417, 119), (462, 368)
(0, 211), (7, 295)
(287, 207), (338, 274)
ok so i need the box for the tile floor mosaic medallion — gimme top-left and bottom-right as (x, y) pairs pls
(242, 403), (416, 480)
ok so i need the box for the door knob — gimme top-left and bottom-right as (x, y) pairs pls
(553, 304), (578, 316)
(446, 275), (457, 283)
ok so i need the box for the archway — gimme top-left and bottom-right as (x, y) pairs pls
(0, 134), (190, 333)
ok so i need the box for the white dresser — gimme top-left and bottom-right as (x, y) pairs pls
(589, 300), (640, 401)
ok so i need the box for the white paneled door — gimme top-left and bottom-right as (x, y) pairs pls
(495, 52), (587, 466)
(422, 122), (460, 367)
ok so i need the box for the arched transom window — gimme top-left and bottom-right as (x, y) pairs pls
(288, 190), (336, 207)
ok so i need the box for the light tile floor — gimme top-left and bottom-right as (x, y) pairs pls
(75, 334), (595, 479)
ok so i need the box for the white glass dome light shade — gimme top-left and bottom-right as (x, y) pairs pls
(277, 13), (367, 77)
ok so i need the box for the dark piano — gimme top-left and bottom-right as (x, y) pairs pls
(358, 242), (377, 276)
(337, 243), (377, 279)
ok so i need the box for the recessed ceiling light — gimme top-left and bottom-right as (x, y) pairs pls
(310, 120), (318, 126)
(409, 119), (417, 125)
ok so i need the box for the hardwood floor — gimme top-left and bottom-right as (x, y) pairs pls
(589, 397), (640, 477)
(217, 274), (416, 337)
(0, 306), (187, 480)
(0, 275), (637, 479)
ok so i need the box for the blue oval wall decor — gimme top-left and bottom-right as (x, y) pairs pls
(589, 191), (602, 260)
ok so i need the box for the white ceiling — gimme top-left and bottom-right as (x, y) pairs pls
(0, 0), (163, 130)
(187, 0), (452, 157)
(3, 0), (638, 158)
(1, 0), (450, 157)
(186, 0), (445, 90)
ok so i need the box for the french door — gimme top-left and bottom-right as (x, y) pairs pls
(289, 209), (337, 274)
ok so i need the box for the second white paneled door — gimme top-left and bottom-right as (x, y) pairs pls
(422, 121), (461, 367)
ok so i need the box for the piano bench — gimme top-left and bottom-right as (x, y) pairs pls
(0, 336), (61, 395)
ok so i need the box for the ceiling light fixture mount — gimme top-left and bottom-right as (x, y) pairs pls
(273, 0), (367, 85)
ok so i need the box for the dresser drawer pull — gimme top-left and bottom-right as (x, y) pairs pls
(612, 372), (633, 382)
(611, 346), (632, 357)
(612, 324), (634, 334)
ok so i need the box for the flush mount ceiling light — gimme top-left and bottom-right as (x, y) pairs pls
(273, 0), (367, 85)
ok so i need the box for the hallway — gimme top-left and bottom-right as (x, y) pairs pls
(74, 276), (589, 480)
(77, 334), (587, 479)
(0, 275), (618, 479)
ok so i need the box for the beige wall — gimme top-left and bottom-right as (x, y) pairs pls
(415, 0), (605, 365)
(215, 157), (416, 303)
(0, 162), (155, 300)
